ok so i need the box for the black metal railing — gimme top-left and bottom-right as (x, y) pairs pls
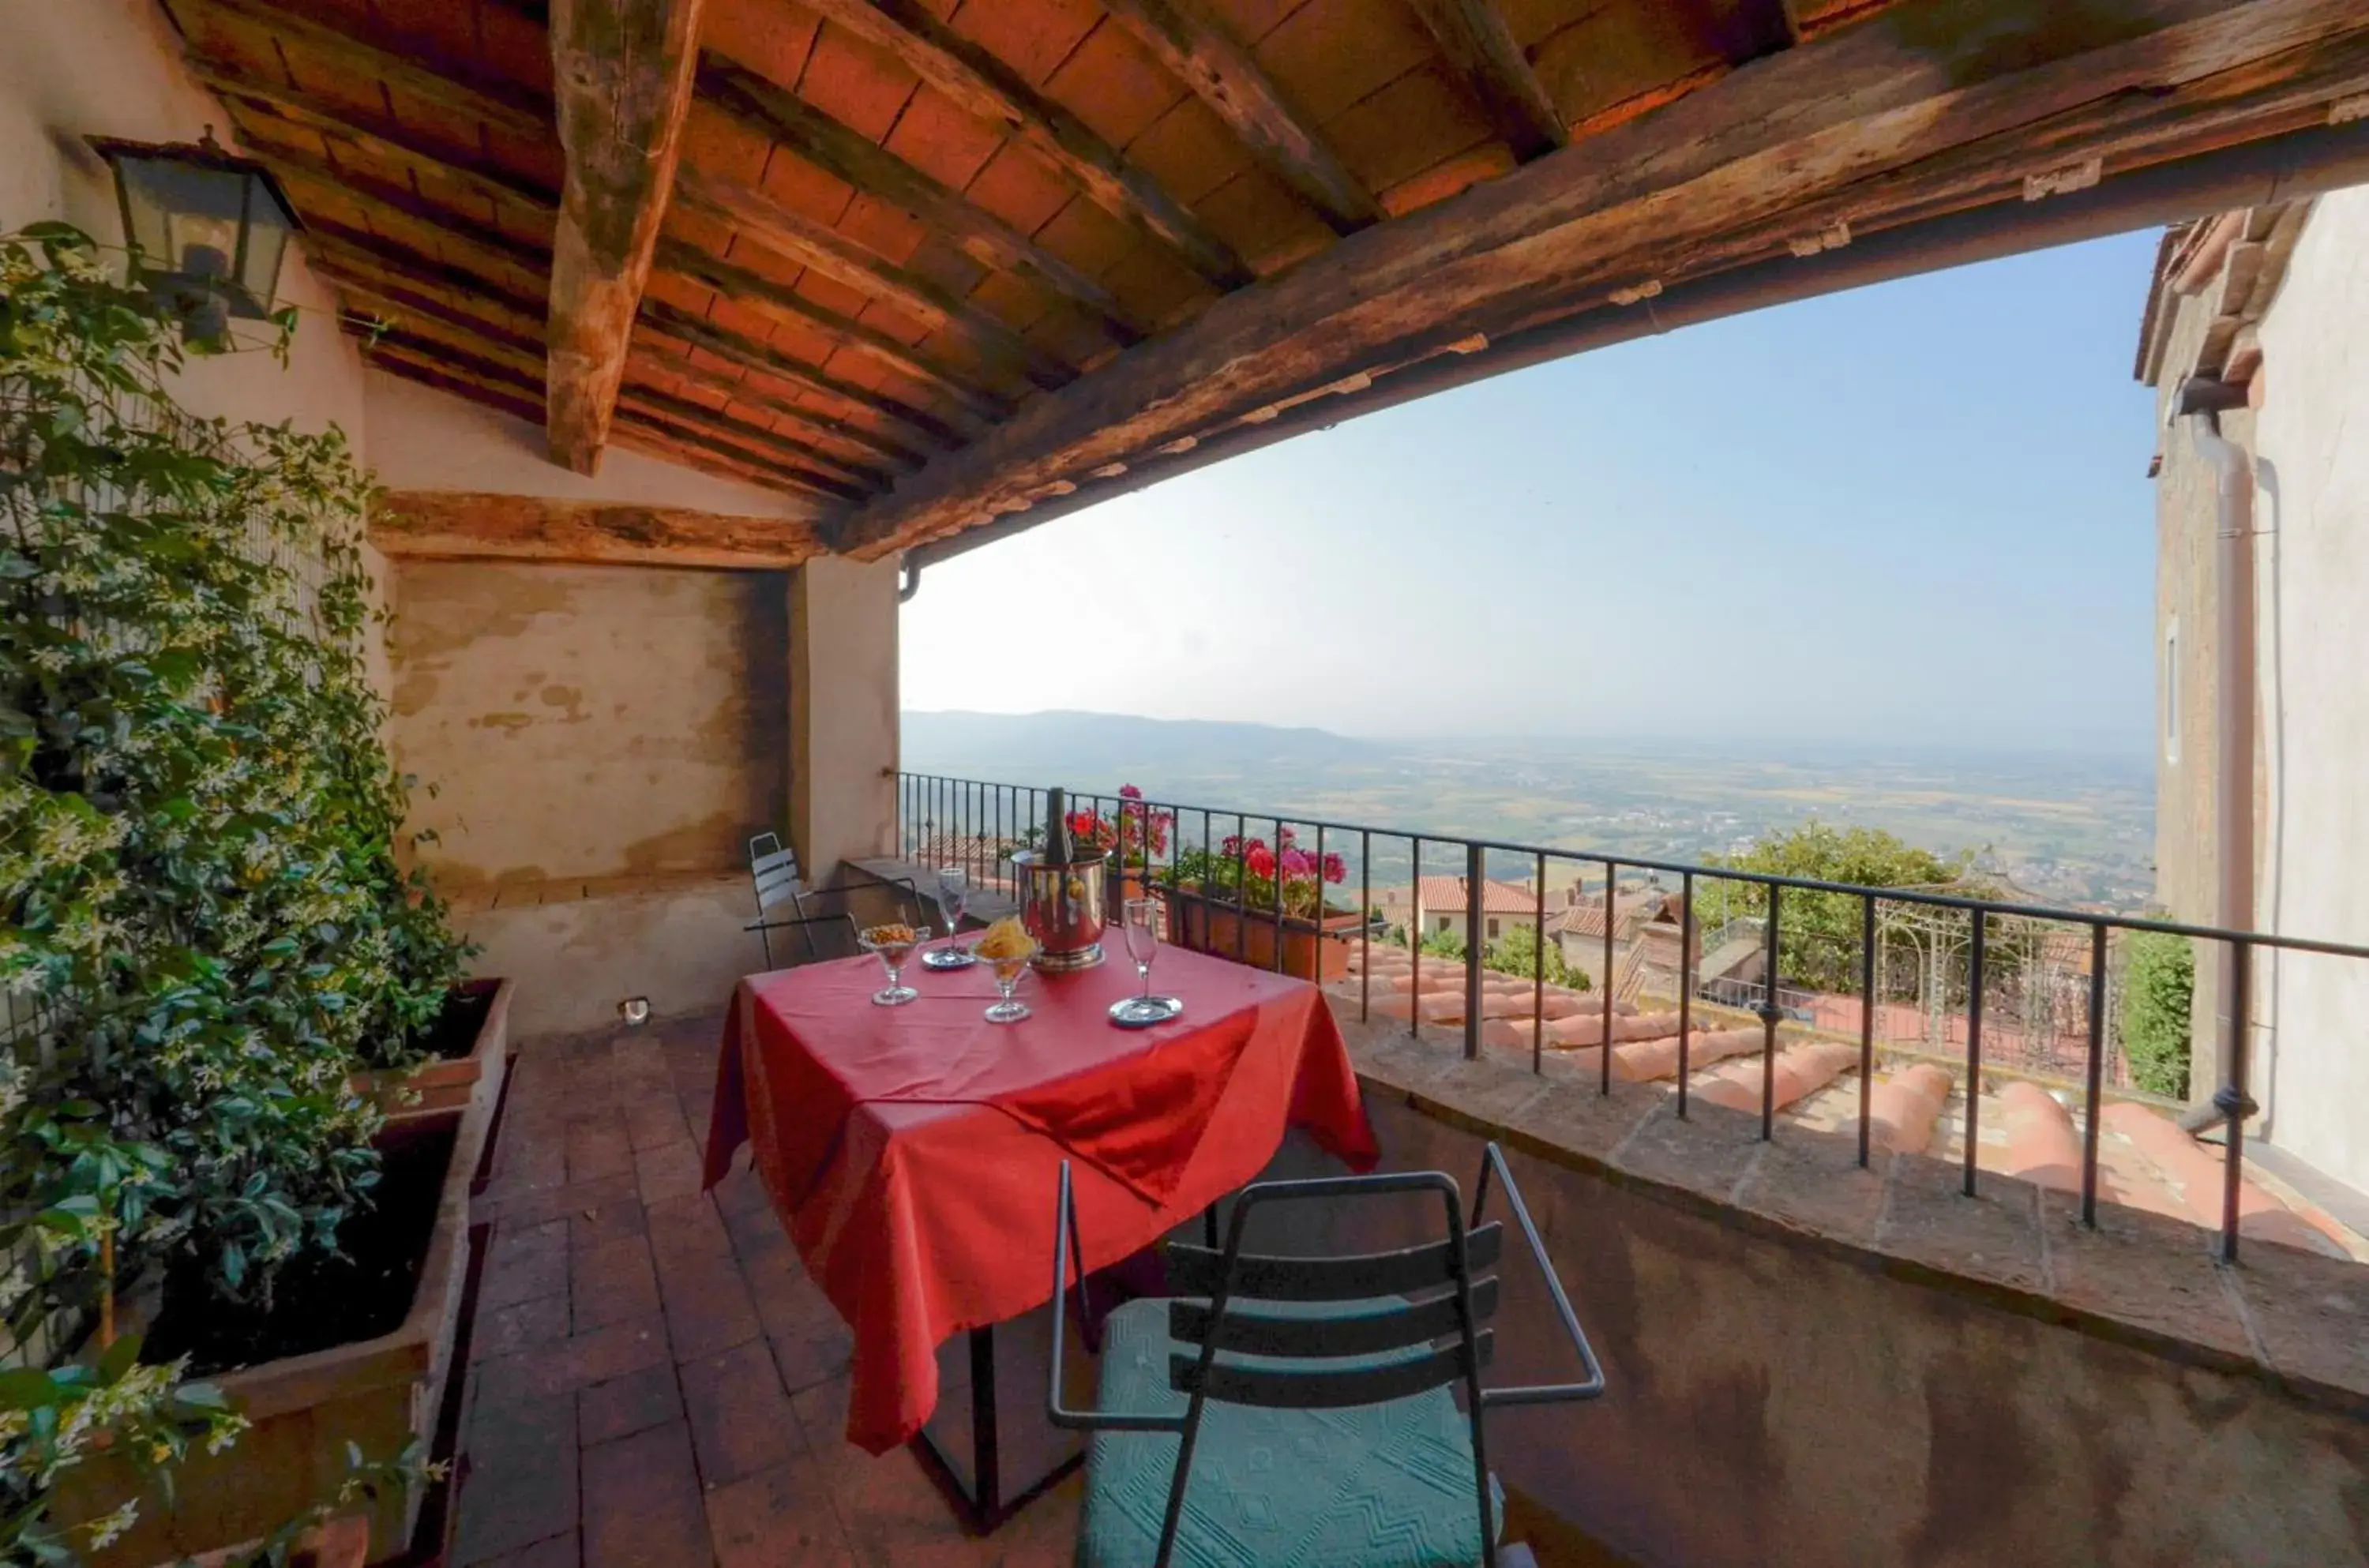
(894, 771), (2369, 1266)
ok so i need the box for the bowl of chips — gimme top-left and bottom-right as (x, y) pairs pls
(856, 922), (922, 1007)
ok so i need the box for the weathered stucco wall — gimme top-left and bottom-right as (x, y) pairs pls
(1325, 1034), (2369, 1568)
(387, 559), (790, 1035)
(792, 554), (901, 877)
(2254, 186), (2369, 1197)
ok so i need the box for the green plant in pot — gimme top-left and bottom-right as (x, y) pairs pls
(2, 224), (460, 1563)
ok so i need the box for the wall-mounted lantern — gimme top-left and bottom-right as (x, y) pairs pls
(87, 129), (300, 344)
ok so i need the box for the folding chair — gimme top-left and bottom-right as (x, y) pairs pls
(745, 834), (932, 969)
(1047, 1143), (1604, 1568)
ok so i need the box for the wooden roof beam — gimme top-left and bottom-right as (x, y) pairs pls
(795, 0), (1251, 290)
(372, 491), (825, 571)
(173, 0), (550, 139)
(251, 142), (554, 280)
(1099, 0), (1383, 234)
(656, 237), (1009, 422)
(672, 165), (1074, 392)
(545, 0), (707, 475)
(832, 0), (2369, 557)
(1405, 0), (1567, 161)
(698, 57), (1147, 340)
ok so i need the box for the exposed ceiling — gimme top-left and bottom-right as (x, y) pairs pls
(161, 0), (2369, 567)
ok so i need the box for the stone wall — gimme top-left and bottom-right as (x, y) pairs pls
(387, 558), (790, 1036)
(1327, 1018), (2369, 1568)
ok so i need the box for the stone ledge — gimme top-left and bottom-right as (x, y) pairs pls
(1335, 1004), (2369, 1424)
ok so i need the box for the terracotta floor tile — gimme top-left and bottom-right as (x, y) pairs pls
(472, 1292), (570, 1364)
(657, 1245), (764, 1363)
(579, 1363), (685, 1447)
(566, 1112), (636, 1184)
(477, 1315), (673, 1406)
(705, 1455), (855, 1566)
(480, 1219), (570, 1312)
(680, 1337), (805, 1488)
(452, 1390), (577, 1565)
(572, 1235), (663, 1333)
(581, 1421), (711, 1568)
(635, 1142), (704, 1206)
(474, 1532), (578, 1568)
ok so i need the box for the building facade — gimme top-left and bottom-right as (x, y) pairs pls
(2139, 186), (2369, 1196)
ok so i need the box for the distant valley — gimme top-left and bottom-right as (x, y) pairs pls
(900, 711), (2157, 909)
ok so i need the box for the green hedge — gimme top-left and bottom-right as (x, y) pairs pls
(2122, 929), (2195, 1098)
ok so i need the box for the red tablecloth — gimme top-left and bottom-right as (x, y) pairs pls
(702, 943), (1377, 1454)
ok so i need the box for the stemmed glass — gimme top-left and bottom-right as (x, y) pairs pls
(1109, 898), (1183, 1026)
(856, 925), (921, 1007)
(922, 866), (974, 970)
(984, 936), (1036, 1024)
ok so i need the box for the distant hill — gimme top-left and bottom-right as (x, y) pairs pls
(900, 710), (1379, 785)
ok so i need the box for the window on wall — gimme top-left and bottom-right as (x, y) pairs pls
(1488, 918), (1501, 939)
(1436, 915), (1451, 933)
(2164, 619), (2181, 763)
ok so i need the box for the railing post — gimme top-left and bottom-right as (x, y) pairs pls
(1601, 861), (1617, 1096)
(1676, 871), (1694, 1120)
(1531, 853), (1546, 1077)
(2219, 937), (2254, 1263)
(1360, 829), (1372, 1024)
(1857, 893), (1876, 1168)
(1410, 838), (1423, 1041)
(1962, 909), (1987, 1198)
(1758, 884), (1782, 1140)
(2082, 923), (2108, 1228)
(1464, 842), (1485, 1062)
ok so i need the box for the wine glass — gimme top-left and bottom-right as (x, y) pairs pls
(984, 935), (1037, 1024)
(922, 866), (974, 970)
(1109, 898), (1183, 1026)
(856, 925), (921, 1007)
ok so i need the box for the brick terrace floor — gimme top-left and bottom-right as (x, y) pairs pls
(452, 1013), (1081, 1567)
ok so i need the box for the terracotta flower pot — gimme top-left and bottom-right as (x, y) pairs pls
(351, 977), (513, 1120)
(1162, 887), (1360, 981)
(73, 1086), (502, 1566)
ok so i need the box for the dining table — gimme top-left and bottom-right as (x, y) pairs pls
(700, 934), (1379, 1525)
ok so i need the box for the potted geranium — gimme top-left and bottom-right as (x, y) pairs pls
(1158, 827), (1361, 981)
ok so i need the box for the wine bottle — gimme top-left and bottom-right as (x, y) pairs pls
(1045, 787), (1072, 865)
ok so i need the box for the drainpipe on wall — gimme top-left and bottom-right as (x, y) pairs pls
(896, 553), (923, 603)
(2176, 378), (2258, 1134)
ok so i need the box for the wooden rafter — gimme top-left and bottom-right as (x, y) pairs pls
(794, 0), (1251, 290)
(1726, 0), (1803, 58)
(330, 258), (893, 490)
(655, 237), (1011, 421)
(636, 298), (968, 452)
(834, 0), (2369, 557)
(546, 0), (707, 474)
(614, 387), (873, 499)
(305, 227), (548, 328)
(672, 167), (1072, 392)
(173, 0), (550, 139)
(371, 491), (825, 571)
(1405, 0), (1567, 161)
(629, 337), (922, 473)
(1098, 0), (1382, 235)
(250, 143), (554, 279)
(187, 62), (557, 215)
(698, 56), (1147, 340)
(362, 333), (828, 498)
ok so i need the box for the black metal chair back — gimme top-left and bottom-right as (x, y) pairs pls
(1050, 1148), (1606, 1568)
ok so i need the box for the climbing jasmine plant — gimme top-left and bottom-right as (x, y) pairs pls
(0, 224), (467, 1562)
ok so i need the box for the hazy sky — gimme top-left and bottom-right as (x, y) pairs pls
(901, 231), (2164, 755)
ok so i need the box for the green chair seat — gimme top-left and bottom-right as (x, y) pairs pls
(1079, 1297), (1500, 1568)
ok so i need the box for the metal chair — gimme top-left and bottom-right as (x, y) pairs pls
(1048, 1144), (1605, 1568)
(745, 834), (932, 969)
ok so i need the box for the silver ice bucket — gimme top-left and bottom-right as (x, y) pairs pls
(1010, 849), (1106, 971)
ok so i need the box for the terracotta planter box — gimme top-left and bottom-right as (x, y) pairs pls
(182, 1513), (370, 1568)
(79, 1101), (494, 1566)
(1162, 888), (1361, 981)
(351, 977), (513, 1120)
